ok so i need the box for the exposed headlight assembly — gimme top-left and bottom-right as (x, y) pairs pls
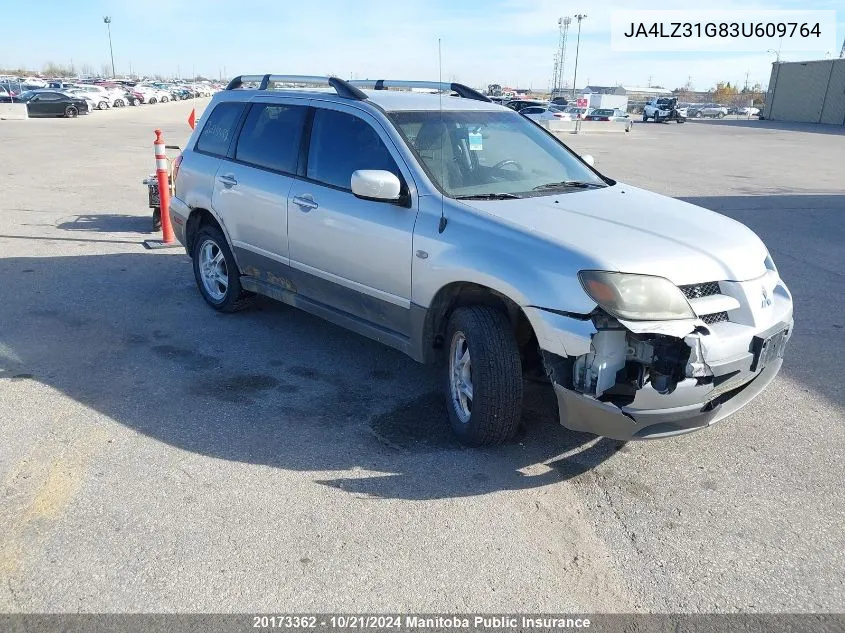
(578, 271), (695, 321)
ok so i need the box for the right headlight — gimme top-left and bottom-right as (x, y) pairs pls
(578, 270), (695, 321)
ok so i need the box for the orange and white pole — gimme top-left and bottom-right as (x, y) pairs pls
(154, 129), (176, 244)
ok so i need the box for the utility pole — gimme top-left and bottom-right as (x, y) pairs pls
(571, 14), (587, 100)
(103, 16), (116, 78)
(551, 17), (571, 98)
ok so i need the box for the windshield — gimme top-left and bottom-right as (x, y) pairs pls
(389, 110), (607, 199)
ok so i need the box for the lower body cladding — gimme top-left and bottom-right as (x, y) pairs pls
(529, 301), (793, 441)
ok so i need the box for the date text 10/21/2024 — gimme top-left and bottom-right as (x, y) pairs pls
(252, 615), (593, 629)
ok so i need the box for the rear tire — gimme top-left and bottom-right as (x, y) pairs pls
(65, 106), (78, 118)
(443, 306), (523, 446)
(642, 113), (648, 122)
(98, 101), (108, 110)
(113, 99), (124, 107)
(149, 97), (157, 104)
(191, 225), (253, 313)
(161, 96), (169, 103)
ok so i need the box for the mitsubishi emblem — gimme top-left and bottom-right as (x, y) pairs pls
(762, 286), (772, 308)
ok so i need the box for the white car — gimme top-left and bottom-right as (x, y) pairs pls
(643, 98), (688, 122)
(738, 106), (760, 116)
(68, 85), (125, 109)
(61, 89), (99, 112)
(520, 105), (573, 122)
(563, 106), (590, 119)
(134, 86), (172, 104)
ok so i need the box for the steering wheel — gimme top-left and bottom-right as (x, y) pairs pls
(493, 159), (523, 171)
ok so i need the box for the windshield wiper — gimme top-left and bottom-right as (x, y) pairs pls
(454, 193), (521, 200)
(531, 180), (603, 191)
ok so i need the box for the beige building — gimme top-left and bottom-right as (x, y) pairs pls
(764, 58), (845, 125)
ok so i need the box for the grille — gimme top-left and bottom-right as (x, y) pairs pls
(680, 282), (721, 300)
(701, 311), (729, 325)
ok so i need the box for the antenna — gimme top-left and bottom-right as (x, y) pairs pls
(438, 38), (447, 233)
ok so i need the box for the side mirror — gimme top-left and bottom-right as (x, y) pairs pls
(581, 154), (595, 167)
(351, 170), (401, 202)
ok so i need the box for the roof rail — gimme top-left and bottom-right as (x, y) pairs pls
(225, 75), (366, 100)
(348, 80), (491, 103)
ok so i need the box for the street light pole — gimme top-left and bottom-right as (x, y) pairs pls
(103, 16), (116, 78)
(571, 14), (587, 100)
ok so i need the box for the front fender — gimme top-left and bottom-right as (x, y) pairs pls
(411, 199), (601, 356)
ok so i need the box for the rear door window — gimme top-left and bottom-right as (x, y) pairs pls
(195, 102), (245, 157)
(235, 103), (307, 174)
(306, 109), (400, 190)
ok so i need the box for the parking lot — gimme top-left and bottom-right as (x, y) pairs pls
(0, 101), (843, 612)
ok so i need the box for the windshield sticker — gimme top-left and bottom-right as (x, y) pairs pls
(468, 132), (483, 151)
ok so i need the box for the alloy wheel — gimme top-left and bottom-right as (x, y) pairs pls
(198, 239), (229, 302)
(449, 331), (473, 424)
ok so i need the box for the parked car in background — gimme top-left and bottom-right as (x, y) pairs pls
(550, 97), (569, 106)
(17, 90), (89, 117)
(584, 108), (633, 131)
(62, 88), (100, 112)
(1, 81), (42, 96)
(738, 106), (760, 116)
(563, 106), (590, 119)
(643, 98), (687, 122)
(692, 103), (728, 118)
(504, 99), (548, 112)
(132, 85), (172, 104)
(520, 105), (572, 122)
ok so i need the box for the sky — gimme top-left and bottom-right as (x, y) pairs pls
(1, 0), (842, 91)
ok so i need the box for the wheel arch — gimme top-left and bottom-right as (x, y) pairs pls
(417, 281), (540, 369)
(185, 207), (230, 257)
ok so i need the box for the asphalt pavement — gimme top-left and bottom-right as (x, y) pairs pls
(0, 102), (842, 613)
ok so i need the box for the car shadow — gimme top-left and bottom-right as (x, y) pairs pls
(3, 193), (840, 499)
(690, 118), (845, 136)
(56, 213), (155, 234)
(0, 251), (619, 502)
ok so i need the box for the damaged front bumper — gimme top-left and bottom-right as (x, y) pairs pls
(525, 276), (793, 441)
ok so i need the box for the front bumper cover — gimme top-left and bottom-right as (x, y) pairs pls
(554, 357), (783, 441)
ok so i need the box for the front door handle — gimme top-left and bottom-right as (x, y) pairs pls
(292, 195), (318, 211)
(218, 174), (238, 187)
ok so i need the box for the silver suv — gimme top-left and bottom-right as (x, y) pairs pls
(170, 74), (793, 445)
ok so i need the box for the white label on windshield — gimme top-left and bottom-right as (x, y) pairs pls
(468, 132), (483, 151)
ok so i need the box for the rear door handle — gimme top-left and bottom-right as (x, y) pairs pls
(292, 195), (318, 211)
(218, 174), (238, 187)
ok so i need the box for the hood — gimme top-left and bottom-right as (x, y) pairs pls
(459, 184), (767, 285)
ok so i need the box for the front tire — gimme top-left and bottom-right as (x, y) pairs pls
(161, 96), (169, 103)
(98, 101), (108, 110)
(149, 97), (157, 104)
(444, 306), (523, 446)
(642, 113), (648, 122)
(192, 225), (253, 312)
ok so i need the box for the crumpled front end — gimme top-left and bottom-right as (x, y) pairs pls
(526, 273), (793, 440)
